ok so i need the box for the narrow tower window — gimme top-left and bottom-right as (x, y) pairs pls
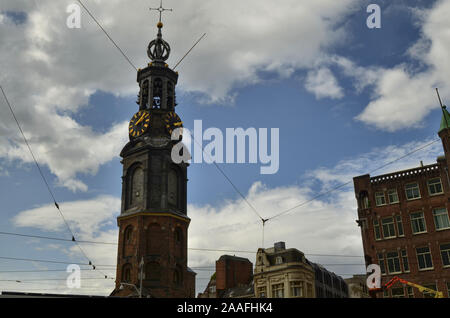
(142, 80), (149, 109)
(167, 81), (174, 109)
(152, 78), (162, 109)
(128, 166), (144, 208)
(122, 264), (132, 283)
(168, 168), (178, 207)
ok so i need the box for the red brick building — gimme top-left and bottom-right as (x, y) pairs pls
(353, 107), (450, 298)
(216, 255), (253, 294)
(198, 255), (253, 298)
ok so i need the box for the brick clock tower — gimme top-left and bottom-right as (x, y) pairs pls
(110, 17), (196, 298)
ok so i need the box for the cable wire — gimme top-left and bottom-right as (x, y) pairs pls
(267, 138), (441, 221)
(0, 231), (365, 257)
(76, 0), (137, 71)
(0, 86), (111, 280)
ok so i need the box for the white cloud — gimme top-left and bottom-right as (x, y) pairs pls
(0, 0), (361, 191)
(8, 195), (120, 295)
(354, 0), (450, 131)
(13, 194), (120, 239)
(305, 68), (344, 99)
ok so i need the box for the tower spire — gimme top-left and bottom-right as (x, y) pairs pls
(437, 88), (450, 133)
(147, 1), (172, 64)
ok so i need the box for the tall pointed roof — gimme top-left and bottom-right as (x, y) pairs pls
(439, 106), (450, 133)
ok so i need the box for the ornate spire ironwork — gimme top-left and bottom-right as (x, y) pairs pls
(147, 1), (172, 63)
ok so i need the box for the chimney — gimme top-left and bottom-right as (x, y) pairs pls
(274, 242), (286, 251)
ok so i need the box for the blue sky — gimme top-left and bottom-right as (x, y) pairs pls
(1, 0), (450, 295)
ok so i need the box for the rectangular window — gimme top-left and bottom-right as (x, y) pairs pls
(410, 212), (427, 234)
(258, 286), (266, 298)
(383, 289), (389, 298)
(374, 219), (381, 240)
(433, 208), (450, 231)
(272, 283), (284, 298)
(388, 189), (399, 204)
(375, 192), (386, 206)
(386, 251), (401, 274)
(290, 281), (303, 297)
(423, 284), (437, 298)
(428, 178), (443, 196)
(440, 243), (450, 267)
(378, 253), (386, 275)
(396, 215), (404, 237)
(401, 249), (410, 272)
(391, 287), (405, 298)
(405, 183), (421, 200)
(382, 217), (396, 238)
(407, 286), (414, 298)
(416, 247), (433, 270)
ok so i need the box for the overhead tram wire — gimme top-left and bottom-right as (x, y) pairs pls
(0, 256), (115, 267)
(266, 138), (441, 222)
(0, 231), (117, 245)
(0, 277), (115, 282)
(0, 86), (111, 280)
(173, 33), (207, 70)
(0, 256), (377, 271)
(76, 0), (137, 71)
(0, 231), (364, 257)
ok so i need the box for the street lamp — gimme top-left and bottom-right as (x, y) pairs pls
(119, 282), (142, 298)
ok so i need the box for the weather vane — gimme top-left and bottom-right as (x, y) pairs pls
(149, 0), (173, 23)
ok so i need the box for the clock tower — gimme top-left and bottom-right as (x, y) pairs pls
(111, 16), (195, 298)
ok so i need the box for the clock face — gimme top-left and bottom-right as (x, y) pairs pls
(164, 112), (183, 139)
(129, 110), (150, 138)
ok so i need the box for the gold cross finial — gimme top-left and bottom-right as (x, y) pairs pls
(149, 0), (173, 23)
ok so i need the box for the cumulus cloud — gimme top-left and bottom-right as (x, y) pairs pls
(0, 0), (361, 191)
(305, 68), (344, 99)
(354, 0), (450, 131)
(8, 195), (120, 295)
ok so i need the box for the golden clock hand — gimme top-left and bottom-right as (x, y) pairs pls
(135, 114), (145, 125)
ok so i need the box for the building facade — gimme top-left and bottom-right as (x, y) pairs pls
(216, 255), (253, 295)
(353, 108), (450, 298)
(198, 255), (253, 298)
(344, 275), (370, 298)
(311, 263), (348, 298)
(110, 19), (195, 298)
(254, 242), (316, 298)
